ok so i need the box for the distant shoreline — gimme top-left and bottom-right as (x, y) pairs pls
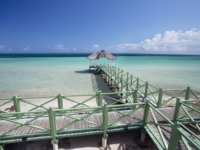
(0, 53), (199, 58)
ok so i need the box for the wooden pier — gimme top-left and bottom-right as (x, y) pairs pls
(0, 65), (200, 150)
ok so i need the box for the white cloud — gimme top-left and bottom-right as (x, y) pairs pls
(0, 45), (6, 50)
(52, 44), (78, 52)
(114, 29), (200, 54)
(22, 46), (30, 51)
(92, 44), (99, 49)
(72, 48), (77, 51)
(54, 44), (69, 51)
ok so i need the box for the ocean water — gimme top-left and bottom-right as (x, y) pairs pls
(0, 54), (200, 98)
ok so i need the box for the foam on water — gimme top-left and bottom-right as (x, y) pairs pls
(0, 54), (200, 98)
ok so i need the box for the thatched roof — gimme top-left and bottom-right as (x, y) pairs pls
(87, 50), (116, 60)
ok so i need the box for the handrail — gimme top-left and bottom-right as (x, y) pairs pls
(101, 65), (200, 108)
(1, 98), (200, 149)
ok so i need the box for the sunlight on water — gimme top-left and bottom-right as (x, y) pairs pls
(0, 55), (200, 97)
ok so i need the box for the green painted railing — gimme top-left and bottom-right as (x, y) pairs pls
(173, 99), (200, 125)
(168, 99), (200, 150)
(101, 65), (200, 108)
(1, 97), (200, 149)
(143, 100), (174, 150)
(0, 91), (139, 117)
(144, 98), (200, 150)
(0, 98), (145, 145)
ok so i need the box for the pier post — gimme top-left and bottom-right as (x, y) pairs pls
(98, 91), (102, 107)
(48, 107), (58, 150)
(168, 121), (180, 150)
(157, 88), (163, 108)
(173, 98), (181, 121)
(57, 94), (63, 109)
(133, 89), (138, 109)
(136, 78), (139, 89)
(126, 84), (129, 100)
(13, 95), (21, 119)
(140, 129), (147, 142)
(121, 69), (123, 82)
(143, 100), (150, 125)
(102, 103), (108, 148)
(120, 69), (124, 92)
(144, 82), (148, 98)
(130, 75), (133, 85)
(127, 72), (129, 84)
(185, 86), (190, 100)
(51, 140), (58, 150)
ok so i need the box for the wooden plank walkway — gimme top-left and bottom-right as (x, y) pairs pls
(1, 106), (200, 149)
(0, 107), (177, 141)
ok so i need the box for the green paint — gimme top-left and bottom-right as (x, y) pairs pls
(13, 95), (21, 119)
(185, 86), (191, 100)
(57, 94), (63, 109)
(103, 103), (108, 138)
(157, 88), (163, 108)
(173, 98), (181, 121)
(168, 121), (180, 150)
(143, 101), (150, 125)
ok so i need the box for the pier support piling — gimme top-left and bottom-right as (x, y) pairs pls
(52, 144), (58, 150)
(51, 139), (58, 150)
(102, 136), (108, 148)
(141, 132), (146, 142)
(140, 129), (147, 142)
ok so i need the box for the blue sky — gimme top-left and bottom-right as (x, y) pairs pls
(0, 0), (200, 54)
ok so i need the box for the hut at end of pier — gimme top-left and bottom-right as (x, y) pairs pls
(87, 50), (117, 73)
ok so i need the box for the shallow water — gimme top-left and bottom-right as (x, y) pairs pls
(0, 54), (200, 98)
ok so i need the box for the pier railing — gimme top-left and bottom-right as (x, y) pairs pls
(0, 91), (138, 117)
(144, 100), (174, 150)
(101, 65), (200, 108)
(144, 99), (200, 150)
(173, 99), (200, 124)
(0, 94), (99, 116)
(0, 102), (145, 144)
(1, 97), (200, 149)
(168, 98), (200, 150)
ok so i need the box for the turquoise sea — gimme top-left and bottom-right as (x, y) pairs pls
(0, 54), (200, 98)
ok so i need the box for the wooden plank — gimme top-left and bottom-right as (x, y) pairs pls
(112, 111), (123, 125)
(55, 116), (64, 129)
(124, 110), (136, 123)
(10, 119), (27, 135)
(7, 120), (26, 135)
(93, 113), (100, 127)
(115, 110), (127, 125)
(21, 119), (36, 134)
(0, 121), (14, 134)
(28, 118), (42, 134)
(63, 115), (73, 130)
(108, 112), (115, 124)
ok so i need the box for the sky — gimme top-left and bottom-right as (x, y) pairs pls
(0, 0), (200, 54)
